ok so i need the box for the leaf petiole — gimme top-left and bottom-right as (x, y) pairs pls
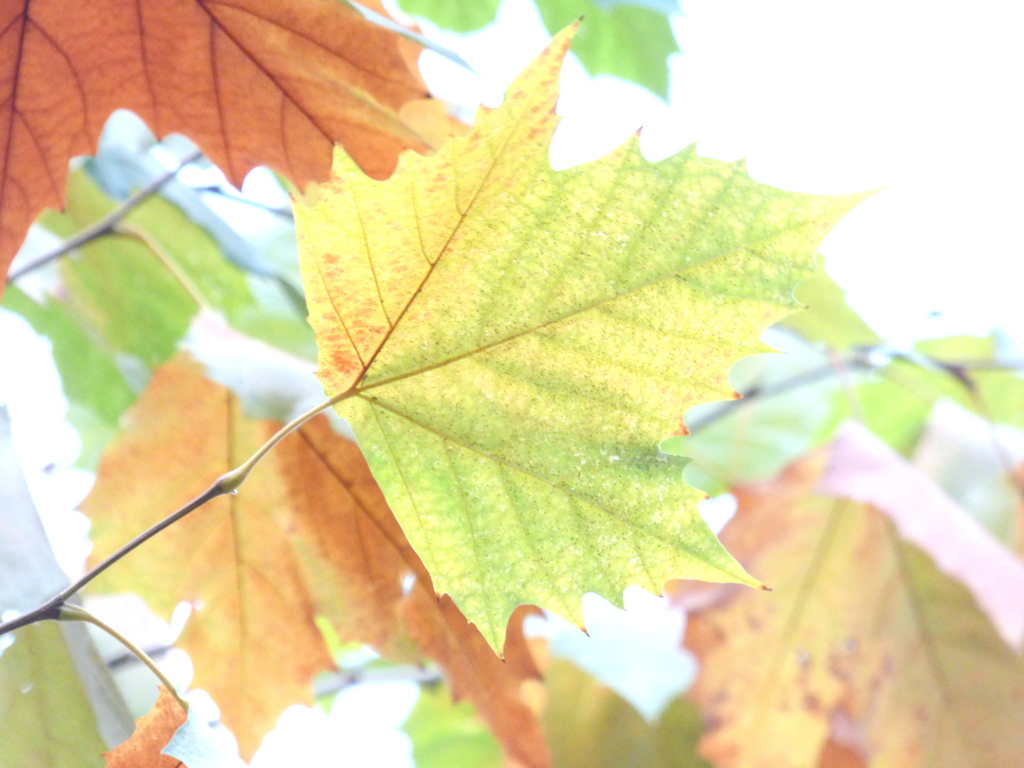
(218, 386), (356, 493)
(58, 603), (189, 712)
(0, 388), (356, 641)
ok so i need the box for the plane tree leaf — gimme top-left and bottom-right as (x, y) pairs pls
(0, 0), (432, 296)
(272, 414), (548, 767)
(296, 28), (865, 646)
(82, 356), (546, 766)
(686, 451), (1024, 768)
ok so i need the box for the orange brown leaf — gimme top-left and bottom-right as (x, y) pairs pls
(251, 395), (549, 767)
(685, 451), (1024, 768)
(84, 356), (546, 765)
(0, 0), (430, 294)
(104, 687), (187, 768)
(83, 356), (335, 758)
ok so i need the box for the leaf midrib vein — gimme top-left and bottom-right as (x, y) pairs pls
(361, 395), (740, 582)
(353, 95), (538, 386)
(358, 221), (807, 395)
(203, 0), (423, 92)
(197, 0), (383, 156)
(0, 7), (30, 222)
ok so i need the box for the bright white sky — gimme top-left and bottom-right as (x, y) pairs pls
(1, 0), (1022, 764)
(407, 0), (1024, 346)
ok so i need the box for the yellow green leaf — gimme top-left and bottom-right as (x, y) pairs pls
(296, 27), (866, 647)
(0, 624), (109, 768)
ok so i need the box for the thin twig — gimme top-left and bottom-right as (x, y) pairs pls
(0, 389), (356, 639)
(60, 482), (226, 603)
(5, 148), (203, 283)
(218, 387), (355, 492)
(106, 644), (171, 671)
(314, 664), (442, 698)
(685, 352), (875, 435)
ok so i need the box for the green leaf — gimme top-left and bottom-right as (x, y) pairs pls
(0, 624), (109, 768)
(297, 31), (865, 647)
(396, 0), (501, 32)
(542, 659), (711, 768)
(2, 285), (137, 469)
(777, 272), (882, 352)
(537, 1), (678, 98)
(402, 684), (503, 768)
(42, 170), (316, 368)
(395, 1), (678, 98)
(0, 406), (132, 765)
